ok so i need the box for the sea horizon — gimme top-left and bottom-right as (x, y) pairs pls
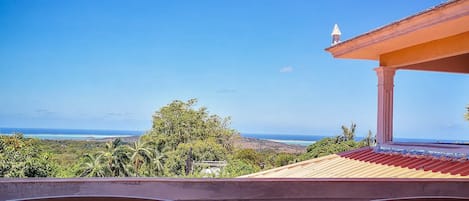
(1, 127), (467, 146)
(0, 127), (142, 141)
(0, 127), (327, 146)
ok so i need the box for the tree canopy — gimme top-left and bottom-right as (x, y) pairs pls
(77, 99), (241, 177)
(299, 123), (373, 160)
(0, 99), (378, 178)
(148, 99), (238, 152)
(144, 99), (239, 176)
(0, 134), (57, 177)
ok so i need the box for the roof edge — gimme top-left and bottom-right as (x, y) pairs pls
(325, 0), (467, 58)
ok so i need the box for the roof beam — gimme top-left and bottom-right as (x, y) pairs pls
(379, 32), (469, 70)
(396, 53), (469, 74)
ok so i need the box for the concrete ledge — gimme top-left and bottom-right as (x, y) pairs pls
(378, 142), (469, 159)
(2, 178), (469, 200)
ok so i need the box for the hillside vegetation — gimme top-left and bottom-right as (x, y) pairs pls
(0, 99), (375, 178)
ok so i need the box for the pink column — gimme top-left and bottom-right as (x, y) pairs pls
(375, 67), (396, 144)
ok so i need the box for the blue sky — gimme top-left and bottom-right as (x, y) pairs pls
(1, 0), (468, 139)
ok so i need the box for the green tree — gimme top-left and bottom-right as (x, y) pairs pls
(127, 138), (152, 176)
(363, 130), (376, 146)
(0, 133), (57, 178)
(299, 123), (370, 161)
(273, 153), (296, 167)
(142, 99), (238, 177)
(98, 138), (131, 177)
(75, 99), (239, 178)
(337, 122), (356, 142)
(302, 137), (363, 159)
(232, 149), (262, 167)
(163, 138), (228, 176)
(221, 159), (260, 177)
(79, 154), (108, 177)
(149, 149), (165, 176)
(36, 139), (105, 177)
(148, 99), (238, 152)
(23, 152), (57, 177)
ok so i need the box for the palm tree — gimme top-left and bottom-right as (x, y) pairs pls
(150, 148), (165, 176)
(364, 130), (376, 146)
(98, 138), (131, 177)
(79, 154), (108, 177)
(113, 147), (132, 177)
(127, 138), (152, 176)
(341, 122), (356, 141)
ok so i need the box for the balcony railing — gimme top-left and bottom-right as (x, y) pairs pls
(2, 178), (469, 201)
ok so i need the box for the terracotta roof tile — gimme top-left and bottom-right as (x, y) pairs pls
(241, 147), (469, 178)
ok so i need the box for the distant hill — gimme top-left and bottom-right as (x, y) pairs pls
(234, 137), (306, 154)
(100, 135), (306, 154)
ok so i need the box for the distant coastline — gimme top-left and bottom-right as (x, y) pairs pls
(0, 128), (320, 146)
(242, 133), (324, 146)
(0, 127), (142, 141)
(0, 127), (307, 154)
(1, 127), (466, 145)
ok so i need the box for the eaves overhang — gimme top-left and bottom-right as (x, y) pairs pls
(325, 0), (469, 61)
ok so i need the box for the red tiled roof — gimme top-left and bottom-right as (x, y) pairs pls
(339, 147), (469, 176)
(242, 147), (469, 178)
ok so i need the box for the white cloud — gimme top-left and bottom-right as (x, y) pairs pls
(35, 109), (55, 115)
(106, 112), (133, 117)
(279, 66), (293, 73)
(216, 89), (237, 94)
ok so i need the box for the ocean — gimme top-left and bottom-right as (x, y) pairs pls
(0, 128), (142, 140)
(242, 133), (324, 146)
(0, 128), (461, 146)
(0, 128), (322, 145)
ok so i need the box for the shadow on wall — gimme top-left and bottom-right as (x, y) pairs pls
(11, 195), (469, 201)
(9, 196), (172, 201)
(374, 196), (469, 201)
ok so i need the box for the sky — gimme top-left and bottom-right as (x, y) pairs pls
(0, 0), (468, 139)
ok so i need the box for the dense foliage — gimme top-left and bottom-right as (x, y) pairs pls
(0, 134), (57, 177)
(66, 99), (238, 177)
(0, 99), (377, 178)
(37, 139), (105, 177)
(299, 123), (374, 160)
(143, 99), (238, 176)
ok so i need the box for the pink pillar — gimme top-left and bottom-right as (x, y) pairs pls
(375, 67), (396, 144)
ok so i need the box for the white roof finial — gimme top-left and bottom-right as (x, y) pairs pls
(331, 24), (341, 36)
(331, 24), (341, 45)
